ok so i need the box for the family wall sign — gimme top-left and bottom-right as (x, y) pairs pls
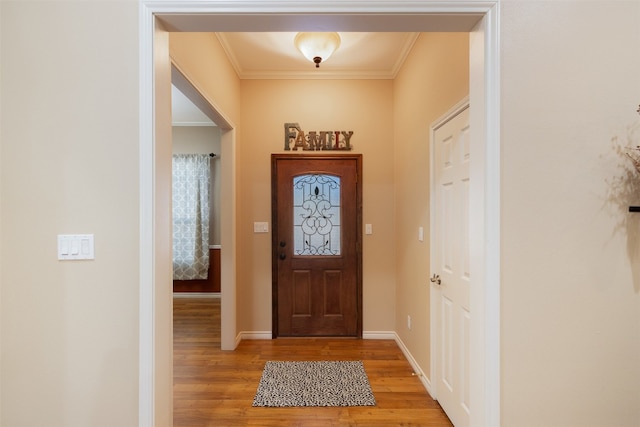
(284, 123), (354, 151)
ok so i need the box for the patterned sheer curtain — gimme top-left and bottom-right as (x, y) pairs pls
(172, 154), (211, 280)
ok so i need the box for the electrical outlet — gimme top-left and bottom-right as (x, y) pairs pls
(407, 315), (411, 330)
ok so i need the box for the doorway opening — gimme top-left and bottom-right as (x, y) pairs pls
(140, 2), (500, 426)
(171, 63), (235, 347)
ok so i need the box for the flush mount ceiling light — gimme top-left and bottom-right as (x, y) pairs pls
(294, 32), (341, 68)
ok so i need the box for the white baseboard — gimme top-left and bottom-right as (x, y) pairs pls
(235, 331), (396, 340)
(173, 292), (221, 298)
(362, 331), (396, 340)
(393, 332), (433, 398)
(238, 331), (272, 340)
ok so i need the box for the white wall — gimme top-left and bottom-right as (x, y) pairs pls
(500, 1), (640, 425)
(1, 1), (140, 426)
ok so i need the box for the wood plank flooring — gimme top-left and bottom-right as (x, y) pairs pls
(174, 297), (452, 426)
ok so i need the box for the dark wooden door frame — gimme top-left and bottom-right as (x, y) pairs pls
(271, 153), (363, 338)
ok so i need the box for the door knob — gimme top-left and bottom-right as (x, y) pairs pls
(279, 240), (286, 247)
(279, 252), (286, 260)
(430, 274), (441, 285)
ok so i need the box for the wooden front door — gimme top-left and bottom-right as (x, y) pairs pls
(272, 154), (362, 337)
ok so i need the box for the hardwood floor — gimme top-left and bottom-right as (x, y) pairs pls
(174, 297), (453, 426)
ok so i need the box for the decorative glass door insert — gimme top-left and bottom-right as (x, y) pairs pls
(293, 174), (341, 256)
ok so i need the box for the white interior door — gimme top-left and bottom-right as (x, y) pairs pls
(431, 102), (470, 427)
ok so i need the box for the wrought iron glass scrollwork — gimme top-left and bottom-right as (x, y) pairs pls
(293, 174), (341, 256)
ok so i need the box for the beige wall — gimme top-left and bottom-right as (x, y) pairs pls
(1, 1), (640, 426)
(393, 32), (470, 383)
(172, 126), (222, 246)
(500, 1), (640, 425)
(1, 1), (140, 426)
(170, 33), (242, 128)
(238, 79), (396, 333)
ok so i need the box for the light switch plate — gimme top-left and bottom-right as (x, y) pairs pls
(58, 234), (94, 260)
(253, 222), (269, 233)
(418, 227), (424, 242)
(365, 224), (373, 235)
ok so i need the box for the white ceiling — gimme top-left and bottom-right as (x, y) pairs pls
(171, 84), (217, 126)
(172, 31), (419, 126)
(217, 32), (418, 79)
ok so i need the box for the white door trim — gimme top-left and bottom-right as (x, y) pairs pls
(469, 8), (501, 426)
(138, 7), (155, 427)
(139, 2), (500, 426)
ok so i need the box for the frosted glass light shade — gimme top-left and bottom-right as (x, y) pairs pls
(294, 32), (341, 67)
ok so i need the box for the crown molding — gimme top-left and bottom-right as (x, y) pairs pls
(216, 32), (420, 80)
